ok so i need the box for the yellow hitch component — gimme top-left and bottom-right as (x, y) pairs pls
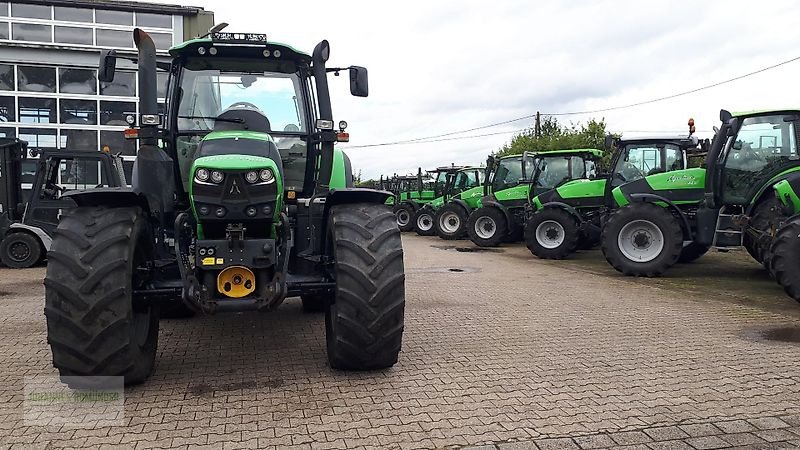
(217, 266), (256, 298)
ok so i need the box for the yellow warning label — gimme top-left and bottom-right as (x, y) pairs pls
(287, 190), (296, 199)
(201, 257), (216, 266)
(216, 258), (224, 264)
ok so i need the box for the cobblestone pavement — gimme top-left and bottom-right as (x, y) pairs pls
(1, 234), (799, 449)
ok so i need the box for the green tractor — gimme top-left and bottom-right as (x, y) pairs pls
(525, 135), (705, 259)
(434, 159), (504, 240)
(601, 109), (800, 293)
(393, 168), (436, 232)
(412, 165), (471, 235)
(44, 29), (405, 387)
(467, 149), (604, 247)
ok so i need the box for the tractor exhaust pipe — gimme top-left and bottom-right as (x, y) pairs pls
(134, 29), (158, 121)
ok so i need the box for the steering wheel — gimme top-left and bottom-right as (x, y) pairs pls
(229, 101), (260, 110)
(740, 146), (766, 162)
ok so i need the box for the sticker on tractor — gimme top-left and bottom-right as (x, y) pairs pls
(201, 257), (216, 266)
(666, 174), (700, 187)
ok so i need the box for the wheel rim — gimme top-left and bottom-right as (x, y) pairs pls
(397, 210), (410, 227)
(535, 220), (565, 249)
(617, 219), (664, 263)
(8, 240), (31, 262)
(417, 213), (433, 231)
(439, 212), (461, 234)
(474, 216), (497, 239)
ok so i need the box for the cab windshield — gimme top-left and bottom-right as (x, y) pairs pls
(492, 157), (523, 192)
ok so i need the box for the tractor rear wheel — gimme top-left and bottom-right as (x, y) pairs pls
(44, 207), (158, 387)
(0, 232), (42, 268)
(677, 242), (710, 263)
(394, 203), (415, 232)
(601, 203), (683, 277)
(524, 208), (580, 259)
(435, 203), (468, 240)
(746, 196), (783, 263)
(467, 206), (506, 247)
(413, 207), (436, 236)
(325, 203), (404, 370)
(769, 216), (800, 304)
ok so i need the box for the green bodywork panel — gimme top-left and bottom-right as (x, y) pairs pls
(329, 148), (348, 190)
(457, 186), (486, 209)
(493, 183), (530, 204)
(612, 168), (706, 207)
(430, 196), (445, 209)
(532, 179), (607, 210)
(202, 130), (274, 142)
(773, 179), (800, 211)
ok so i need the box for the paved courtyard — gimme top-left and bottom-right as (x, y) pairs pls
(1, 233), (799, 449)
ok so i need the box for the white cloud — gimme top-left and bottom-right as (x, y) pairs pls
(144, 0), (800, 178)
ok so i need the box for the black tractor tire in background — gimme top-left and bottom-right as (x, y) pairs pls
(413, 207), (436, 236)
(677, 242), (710, 264)
(601, 203), (684, 277)
(524, 208), (580, 259)
(746, 196), (783, 263)
(44, 207), (159, 387)
(0, 232), (42, 268)
(301, 294), (328, 313)
(325, 203), (404, 370)
(769, 216), (800, 304)
(467, 206), (507, 247)
(434, 203), (468, 240)
(394, 203), (416, 232)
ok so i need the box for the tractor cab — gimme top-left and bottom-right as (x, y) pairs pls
(529, 149), (604, 201)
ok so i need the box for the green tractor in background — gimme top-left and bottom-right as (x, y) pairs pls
(44, 29), (405, 387)
(468, 149), (604, 247)
(413, 166), (481, 236)
(601, 109), (800, 302)
(525, 135), (705, 259)
(392, 168), (436, 231)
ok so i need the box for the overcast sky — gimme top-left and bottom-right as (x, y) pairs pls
(149, 0), (800, 179)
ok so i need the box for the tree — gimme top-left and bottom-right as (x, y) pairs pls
(497, 116), (608, 160)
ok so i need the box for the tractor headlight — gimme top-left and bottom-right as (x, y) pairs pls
(195, 168), (210, 182)
(245, 171), (259, 184)
(210, 170), (224, 184)
(259, 169), (275, 183)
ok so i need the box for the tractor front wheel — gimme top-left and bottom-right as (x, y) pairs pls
(325, 203), (404, 370)
(44, 207), (158, 387)
(524, 208), (580, 259)
(0, 232), (42, 268)
(413, 207), (436, 236)
(769, 216), (800, 304)
(435, 203), (468, 240)
(467, 207), (506, 247)
(601, 203), (683, 277)
(394, 203), (415, 232)
(677, 242), (710, 263)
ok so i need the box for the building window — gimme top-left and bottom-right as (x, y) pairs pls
(95, 9), (132, 26)
(11, 3), (50, 19)
(136, 12), (171, 28)
(19, 128), (57, 150)
(101, 130), (135, 156)
(0, 2), (7, 16)
(0, 127), (14, 138)
(0, 21), (8, 40)
(60, 99), (97, 125)
(96, 28), (131, 48)
(157, 72), (169, 98)
(150, 32), (172, 50)
(60, 129), (98, 152)
(18, 66), (56, 92)
(54, 6), (93, 23)
(18, 97), (57, 123)
(100, 71), (135, 96)
(0, 64), (12, 90)
(0, 95), (14, 121)
(55, 25), (93, 45)
(59, 68), (97, 95)
(12, 22), (52, 43)
(100, 101), (135, 126)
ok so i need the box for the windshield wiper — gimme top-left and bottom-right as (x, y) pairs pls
(179, 115), (245, 124)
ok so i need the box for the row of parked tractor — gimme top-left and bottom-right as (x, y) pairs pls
(379, 111), (800, 306)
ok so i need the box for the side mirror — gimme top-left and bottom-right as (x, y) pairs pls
(604, 134), (615, 150)
(98, 49), (117, 83)
(719, 109), (732, 122)
(349, 66), (368, 97)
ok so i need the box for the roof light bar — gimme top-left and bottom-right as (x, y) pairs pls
(212, 32), (268, 42)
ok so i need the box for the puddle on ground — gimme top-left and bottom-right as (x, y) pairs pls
(430, 244), (503, 253)
(187, 378), (283, 397)
(762, 327), (800, 343)
(0, 290), (9, 297)
(407, 267), (481, 274)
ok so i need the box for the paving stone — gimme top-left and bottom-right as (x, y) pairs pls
(684, 435), (730, 449)
(643, 426), (690, 441)
(753, 429), (799, 443)
(715, 420), (759, 434)
(680, 424), (724, 438)
(748, 418), (792, 430)
(609, 431), (652, 445)
(646, 440), (695, 450)
(718, 432), (766, 446)
(533, 438), (579, 450)
(573, 434), (616, 449)
(497, 442), (539, 450)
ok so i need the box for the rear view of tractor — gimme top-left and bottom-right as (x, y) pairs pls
(393, 168), (435, 231)
(44, 29), (405, 387)
(601, 110), (800, 304)
(468, 149), (603, 247)
(525, 135), (705, 259)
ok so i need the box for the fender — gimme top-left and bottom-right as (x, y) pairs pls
(450, 198), (469, 214)
(629, 193), (693, 239)
(8, 223), (51, 251)
(540, 201), (583, 223)
(321, 188), (394, 247)
(481, 200), (512, 227)
(64, 187), (151, 212)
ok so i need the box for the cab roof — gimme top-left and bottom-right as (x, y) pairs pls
(731, 109), (800, 118)
(536, 148), (604, 158)
(169, 34), (312, 63)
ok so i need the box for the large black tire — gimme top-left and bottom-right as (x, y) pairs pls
(677, 242), (710, 263)
(601, 203), (683, 277)
(0, 232), (42, 268)
(413, 207), (436, 236)
(301, 293), (328, 313)
(325, 203), (404, 370)
(467, 206), (507, 247)
(746, 196), (783, 263)
(434, 203), (468, 240)
(394, 203), (415, 232)
(524, 208), (580, 259)
(44, 207), (159, 387)
(770, 216), (800, 304)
